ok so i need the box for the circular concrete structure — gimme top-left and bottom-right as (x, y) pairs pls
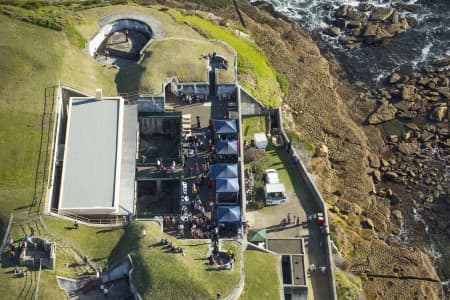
(87, 12), (165, 62)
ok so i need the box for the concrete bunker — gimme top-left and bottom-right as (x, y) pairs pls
(87, 12), (165, 63)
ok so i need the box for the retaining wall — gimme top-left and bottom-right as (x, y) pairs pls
(276, 108), (337, 300)
(87, 19), (152, 57)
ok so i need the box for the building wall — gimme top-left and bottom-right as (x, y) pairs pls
(137, 97), (164, 113)
(240, 88), (266, 116)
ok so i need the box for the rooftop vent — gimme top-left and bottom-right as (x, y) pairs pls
(96, 88), (102, 100)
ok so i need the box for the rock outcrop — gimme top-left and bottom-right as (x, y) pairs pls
(325, 4), (416, 48)
(368, 101), (397, 124)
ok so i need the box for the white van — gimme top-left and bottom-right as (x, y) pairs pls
(263, 169), (287, 205)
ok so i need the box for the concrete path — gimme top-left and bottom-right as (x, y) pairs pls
(246, 151), (334, 300)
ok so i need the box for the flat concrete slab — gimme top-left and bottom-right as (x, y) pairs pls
(292, 254), (306, 286)
(267, 238), (304, 255)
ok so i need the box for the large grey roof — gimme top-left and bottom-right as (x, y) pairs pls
(60, 98), (121, 210)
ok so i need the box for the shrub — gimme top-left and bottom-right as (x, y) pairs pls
(286, 130), (301, 143)
(0, 4), (83, 31)
(335, 268), (363, 300)
(66, 26), (86, 49)
(276, 72), (289, 94)
(244, 147), (264, 164)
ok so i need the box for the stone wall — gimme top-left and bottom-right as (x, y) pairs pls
(239, 88), (266, 116)
(19, 237), (56, 269)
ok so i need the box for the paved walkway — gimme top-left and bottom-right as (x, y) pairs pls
(246, 149), (333, 300)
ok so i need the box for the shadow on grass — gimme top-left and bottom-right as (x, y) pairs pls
(129, 253), (152, 296)
(115, 52), (151, 95)
(108, 224), (140, 264)
(91, 257), (106, 262)
(1, 252), (19, 268)
(96, 228), (114, 234)
(14, 205), (31, 211)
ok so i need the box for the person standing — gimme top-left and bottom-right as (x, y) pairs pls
(125, 29), (129, 42)
(105, 49), (109, 61)
(196, 116), (201, 128)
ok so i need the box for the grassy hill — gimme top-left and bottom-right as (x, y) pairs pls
(0, 13), (117, 235)
(110, 221), (241, 299)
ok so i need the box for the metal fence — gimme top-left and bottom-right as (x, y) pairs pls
(34, 259), (43, 300)
(0, 213), (14, 268)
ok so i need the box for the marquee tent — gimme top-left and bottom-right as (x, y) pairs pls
(217, 205), (241, 223)
(210, 163), (238, 179)
(216, 178), (239, 193)
(216, 140), (238, 155)
(214, 119), (237, 134)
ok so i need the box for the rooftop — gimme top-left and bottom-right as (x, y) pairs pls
(59, 97), (122, 212)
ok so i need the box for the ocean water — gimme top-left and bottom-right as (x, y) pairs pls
(260, 0), (450, 84)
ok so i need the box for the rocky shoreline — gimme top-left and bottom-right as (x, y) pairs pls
(364, 59), (449, 280)
(324, 4), (417, 48)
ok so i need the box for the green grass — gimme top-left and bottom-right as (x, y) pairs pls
(286, 130), (316, 155)
(276, 72), (289, 94)
(240, 250), (281, 300)
(43, 217), (125, 261)
(172, 11), (280, 108)
(335, 268), (363, 300)
(139, 38), (235, 94)
(66, 26), (86, 49)
(111, 222), (241, 299)
(242, 115), (268, 143)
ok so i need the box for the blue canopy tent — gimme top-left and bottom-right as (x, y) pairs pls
(214, 119), (237, 134)
(216, 140), (238, 156)
(217, 205), (241, 223)
(210, 163), (238, 180)
(216, 178), (239, 193)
